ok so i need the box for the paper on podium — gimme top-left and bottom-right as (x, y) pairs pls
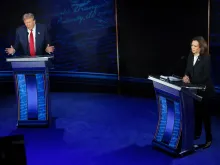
(168, 76), (182, 81)
(159, 75), (182, 81)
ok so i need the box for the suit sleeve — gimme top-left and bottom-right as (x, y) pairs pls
(44, 25), (51, 48)
(13, 28), (20, 52)
(200, 56), (211, 83)
(184, 53), (191, 77)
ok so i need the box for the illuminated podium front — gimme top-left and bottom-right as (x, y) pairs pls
(6, 56), (53, 127)
(148, 75), (204, 156)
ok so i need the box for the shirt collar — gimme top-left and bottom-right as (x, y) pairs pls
(27, 24), (36, 32)
(194, 55), (199, 58)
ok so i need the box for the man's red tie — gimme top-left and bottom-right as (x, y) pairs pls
(29, 29), (35, 56)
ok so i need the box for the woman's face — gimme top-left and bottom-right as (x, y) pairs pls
(191, 40), (200, 55)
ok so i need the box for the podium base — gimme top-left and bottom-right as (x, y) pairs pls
(152, 140), (196, 157)
(178, 149), (196, 157)
(17, 120), (49, 128)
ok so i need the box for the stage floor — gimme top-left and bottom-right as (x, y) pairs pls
(0, 92), (219, 165)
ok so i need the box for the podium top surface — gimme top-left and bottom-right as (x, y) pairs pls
(6, 56), (53, 62)
(148, 75), (205, 91)
(149, 75), (181, 90)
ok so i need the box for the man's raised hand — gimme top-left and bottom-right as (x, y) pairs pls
(5, 45), (15, 55)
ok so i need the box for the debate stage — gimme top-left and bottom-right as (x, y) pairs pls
(0, 80), (220, 165)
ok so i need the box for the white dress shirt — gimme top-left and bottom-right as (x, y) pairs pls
(193, 54), (199, 66)
(27, 25), (36, 51)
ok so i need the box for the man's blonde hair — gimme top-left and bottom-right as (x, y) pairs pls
(22, 13), (35, 21)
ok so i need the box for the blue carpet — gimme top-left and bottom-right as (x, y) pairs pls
(0, 92), (219, 165)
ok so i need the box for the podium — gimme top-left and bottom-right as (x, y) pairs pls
(6, 56), (53, 127)
(148, 75), (205, 156)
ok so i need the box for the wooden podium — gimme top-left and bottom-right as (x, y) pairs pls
(148, 75), (205, 156)
(6, 56), (53, 127)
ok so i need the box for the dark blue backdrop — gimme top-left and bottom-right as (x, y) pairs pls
(0, 0), (219, 88)
(0, 0), (118, 77)
(210, 0), (220, 87)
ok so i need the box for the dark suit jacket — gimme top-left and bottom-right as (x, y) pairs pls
(185, 52), (215, 98)
(13, 23), (51, 56)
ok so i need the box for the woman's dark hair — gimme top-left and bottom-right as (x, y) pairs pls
(191, 36), (209, 55)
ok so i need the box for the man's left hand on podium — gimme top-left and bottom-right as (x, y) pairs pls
(45, 44), (55, 54)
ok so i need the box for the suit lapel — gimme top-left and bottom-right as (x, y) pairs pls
(35, 24), (39, 54)
(194, 55), (201, 68)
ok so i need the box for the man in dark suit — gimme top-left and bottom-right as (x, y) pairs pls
(5, 13), (54, 56)
(183, 36), (215, 149)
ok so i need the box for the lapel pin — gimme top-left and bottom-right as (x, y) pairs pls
(38, 32), (40, 35)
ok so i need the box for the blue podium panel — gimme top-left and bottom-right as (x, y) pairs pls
(6, 57), (52, 127)
(153, 89), (182, 154)
(148, 76), (198, 156)
(36, 74), (47, 121)
(15, 71), (49, 127)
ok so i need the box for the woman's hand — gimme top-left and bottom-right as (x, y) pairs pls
(183, 75), (190, 83)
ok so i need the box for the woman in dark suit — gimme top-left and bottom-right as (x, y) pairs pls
(183, 36), (215, 149)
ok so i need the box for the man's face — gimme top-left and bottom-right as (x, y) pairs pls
(24, 18), (35, 30)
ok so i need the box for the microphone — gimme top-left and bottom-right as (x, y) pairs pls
(180, 56), (185, 60)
